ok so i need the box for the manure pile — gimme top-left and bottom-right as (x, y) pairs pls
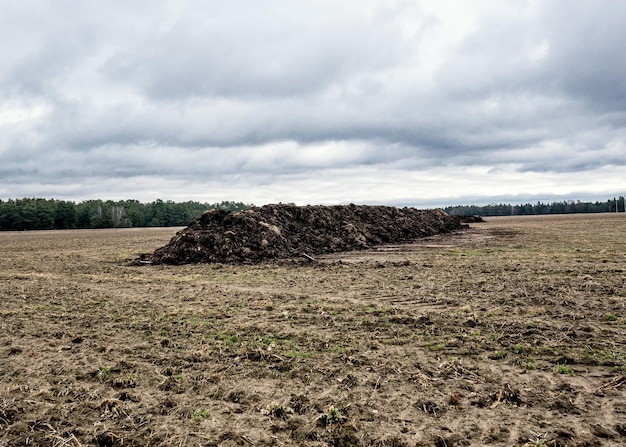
(149, 204), (467, 265)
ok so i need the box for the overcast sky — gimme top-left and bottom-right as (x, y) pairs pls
(1, 1), (625, 207)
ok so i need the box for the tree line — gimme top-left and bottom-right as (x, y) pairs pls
(444, 197), (626, 217)
(0, 198), (252, 231)
(3, 196), (624, 230)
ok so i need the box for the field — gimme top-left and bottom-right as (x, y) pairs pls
(1, 214), (625, 446)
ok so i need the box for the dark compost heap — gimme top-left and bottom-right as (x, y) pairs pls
(148, 204), (467, 265)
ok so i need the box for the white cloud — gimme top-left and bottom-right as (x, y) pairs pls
(0, 0), (625, 205)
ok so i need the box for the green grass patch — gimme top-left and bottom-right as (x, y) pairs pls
(553, 364), (574, 375)
(426, 343), (446, 351)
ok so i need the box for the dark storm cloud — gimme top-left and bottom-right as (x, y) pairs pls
(541, 2), (626, 112)
(0, 1), (625, 204)
(104, 1), (419, 100)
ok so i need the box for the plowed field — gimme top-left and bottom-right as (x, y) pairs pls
(1, 214), (625, 446)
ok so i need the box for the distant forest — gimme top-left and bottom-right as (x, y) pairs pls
(0, 198), (251, 231)
(444, 197), (626, 217)
(1, 196), (625, 231)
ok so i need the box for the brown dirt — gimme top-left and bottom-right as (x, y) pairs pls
(1, 214), (625, 446)
(148, 204), (466, 265)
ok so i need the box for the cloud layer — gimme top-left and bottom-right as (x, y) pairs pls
(1, 0), (625, 206)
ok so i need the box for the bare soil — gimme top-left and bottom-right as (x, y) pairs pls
(1, 214), (625, 446)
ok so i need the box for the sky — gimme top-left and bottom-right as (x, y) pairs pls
(1, 0), (625, 207)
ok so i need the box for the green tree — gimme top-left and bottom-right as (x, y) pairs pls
(55, 201), (77, 229)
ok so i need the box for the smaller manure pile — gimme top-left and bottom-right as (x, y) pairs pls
(147, 204), (467, 265)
